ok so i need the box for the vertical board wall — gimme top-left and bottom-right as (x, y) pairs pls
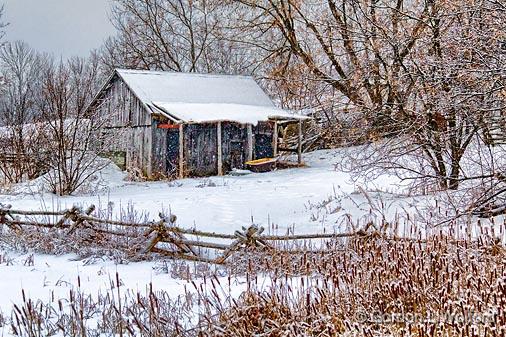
(93, 75), (153, 176)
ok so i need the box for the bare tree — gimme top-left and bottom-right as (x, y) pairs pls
(348, 0), (506, 191)
(237, 0), (506, 191)
(36, 56), (109, 195)
(101, 0), (249, 74)
(236, 0), (433, 121)
(448, 0), (506, 214)
(0, 41), (48, 182)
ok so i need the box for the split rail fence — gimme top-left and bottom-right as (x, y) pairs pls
(0, 204), (375, 264)
(0, 204), (497, 264)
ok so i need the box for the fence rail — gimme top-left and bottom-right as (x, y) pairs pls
(0, 204), (493, 264)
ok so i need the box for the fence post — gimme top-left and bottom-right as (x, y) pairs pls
(159, 214), (198, 256)
(0, 204), (22, 232)
(56, 206), (78, 228)
(66, 205), (96, 235)
(216, 225), (271, 264)
(140, 228), (162, 255)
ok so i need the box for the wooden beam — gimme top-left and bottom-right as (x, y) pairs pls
(298, 119), (302, 164)
(246, 124), (253, 161)
(217, 121), (223, 175)
(178, 124), (184, 179)
(157, 123), (179, 129)
(278, 147), (298, 153)
(273, 121), (278, 157)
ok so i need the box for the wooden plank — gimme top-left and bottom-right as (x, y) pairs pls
(298, 119), (302, 164)
(145, 126), (153, 177)
(184, 123), (218, 176)
(217, 121), (223, 176)
(8, 209), (68, 216)
(66, 205), (96, 235)
(157, 123), (179, 129)
(220, 122), (247, 172)
(261, 232), (362, 240)
(273, 121), (278, 157)
(151, 121), (167, 175)
(179, 124), (184, 179)
(140, 231), (161, 254)
(159, 238), (229, 251)
(247, 124), (253, 161)
(169, 227), (236, 239)
(278, 147), (298, 153)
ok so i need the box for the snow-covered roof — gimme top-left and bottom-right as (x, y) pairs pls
(109, 69), (307, 124)
(116, 69), (275, 107)
(152, 103), (308, 125)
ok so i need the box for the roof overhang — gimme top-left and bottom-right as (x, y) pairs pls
(152, 102), (309, 126)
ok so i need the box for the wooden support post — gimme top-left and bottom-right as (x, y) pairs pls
(273, 121), (278, 157)
(246, 124), (253, 161)
(297, 119), (302, 165)
(217, 121), (223, 175)
(140, 230), (161, 254)
(56, 205), (78, 228)
(66, 205), (96, 235)
(178, 124), (184, 179)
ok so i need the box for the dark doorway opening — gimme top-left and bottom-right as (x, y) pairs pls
(229, 139), (244, 169)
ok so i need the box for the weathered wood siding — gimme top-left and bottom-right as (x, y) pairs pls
(91, 73), (277, 179)
(151, 121), (167, 175)
(92, 75), (153, 176)
(181, 121), (274, 177)
(184, 123), (218, 177)
(154, 121), (275, 178)
(221, 122), (248, 172)
(96, 75), (151, 128)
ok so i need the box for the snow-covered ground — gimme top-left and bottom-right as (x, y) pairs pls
(1, 149), (413, 235)
(0, 253), (187, 320)
(0, 148), (483, 333)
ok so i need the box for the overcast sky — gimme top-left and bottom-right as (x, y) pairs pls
(1, 0), (116, 59)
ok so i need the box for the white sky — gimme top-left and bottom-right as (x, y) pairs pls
(1, 0), (116, 59)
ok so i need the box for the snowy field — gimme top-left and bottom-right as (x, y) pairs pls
(0, 148), (447, 331)
(1, 149), (414, 234)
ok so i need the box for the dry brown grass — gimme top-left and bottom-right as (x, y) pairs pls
(206, 235), (505, 336)
(3, 231), (505, 337)
(0, 203), (152, 261)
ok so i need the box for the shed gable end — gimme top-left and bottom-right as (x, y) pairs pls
(91, 74), (152, 128)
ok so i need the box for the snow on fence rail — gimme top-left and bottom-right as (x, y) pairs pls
(0, 204), (490, 264)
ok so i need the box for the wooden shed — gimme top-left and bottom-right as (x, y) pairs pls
(88, 69), (306, 179)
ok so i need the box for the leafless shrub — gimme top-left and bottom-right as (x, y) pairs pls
(35, 56), (113, 196)
(0, 203), (151, 260)
(153, 260), (226, 280)
(0, 43), (115, 196)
